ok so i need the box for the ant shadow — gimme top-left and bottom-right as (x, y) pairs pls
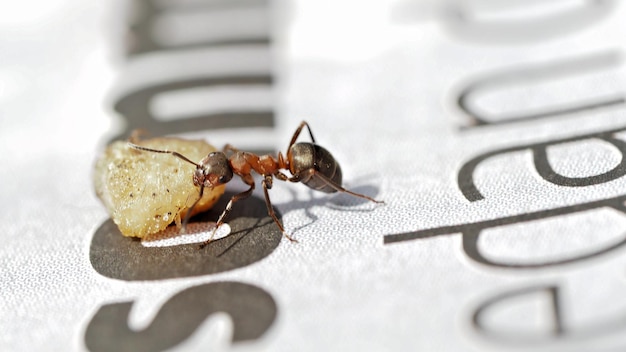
(272, 175), (384, 235)
(215, 217), (264, 258)
(90, 191), (282, 281)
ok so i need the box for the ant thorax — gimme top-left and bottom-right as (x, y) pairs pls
(228, 151), (280, 177)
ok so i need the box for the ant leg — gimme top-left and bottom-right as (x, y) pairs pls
(261, 175), (297, 242)
(128, 129), (149, 144)
(300, 169), (384, 204)
(274, 171), (290, 182)
(223, 144), (240, 153)
(198, 181), (255, 249)
(288, 121), (316, 150)
(181, 185), (205, 233)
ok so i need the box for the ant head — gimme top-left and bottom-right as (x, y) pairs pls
(193, 152), (233, 188)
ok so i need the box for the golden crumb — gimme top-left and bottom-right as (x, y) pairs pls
(94, 137), (225, 238)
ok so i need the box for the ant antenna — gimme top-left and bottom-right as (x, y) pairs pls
(128, 143), (201, 168)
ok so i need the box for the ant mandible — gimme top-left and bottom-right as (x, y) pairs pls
(129, 121), (384, 248)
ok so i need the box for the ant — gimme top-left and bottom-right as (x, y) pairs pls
(129, 121), (384, 248)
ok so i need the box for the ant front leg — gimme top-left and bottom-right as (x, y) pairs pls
(199, 176), (255, 249)
(181, 184), (205, 233)
(261, 175), (298, 242)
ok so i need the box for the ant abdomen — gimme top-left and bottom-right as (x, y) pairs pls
(289, 142), (343, 193)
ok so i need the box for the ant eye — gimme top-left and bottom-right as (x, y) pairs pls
(219, 176), (227, 183)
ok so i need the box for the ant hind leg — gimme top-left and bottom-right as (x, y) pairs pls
(311, 170), (385, 204)
(288, 121), (317, 150)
